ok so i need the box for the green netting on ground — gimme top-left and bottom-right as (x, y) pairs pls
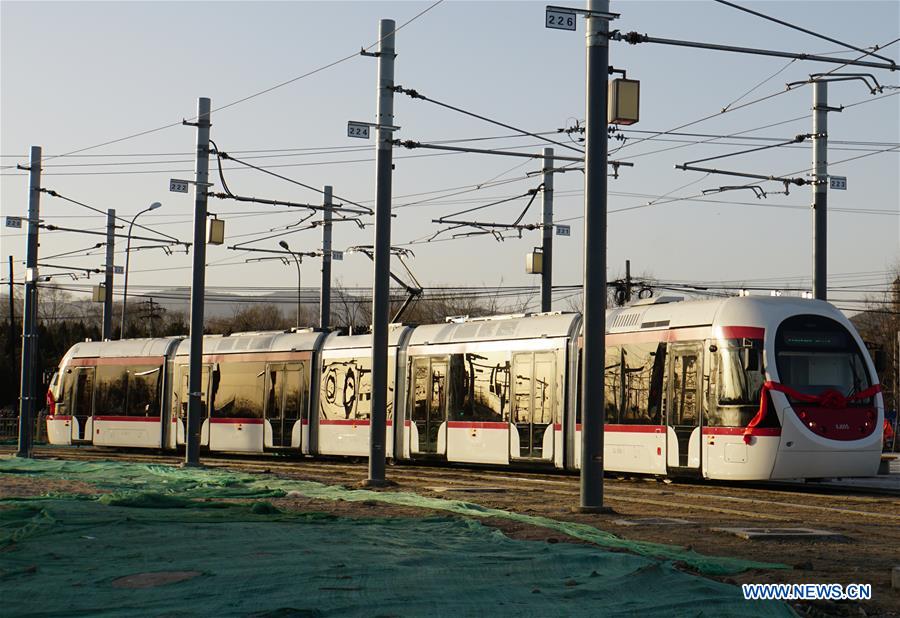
(0, 458), (792, 617)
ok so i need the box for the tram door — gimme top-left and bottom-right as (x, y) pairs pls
(410, 357), (447, 456)
(71, 367), (95, 441)
(511, 352), (555, 460)
(265, 363), (305, 449)
(666, 344), (702, 470)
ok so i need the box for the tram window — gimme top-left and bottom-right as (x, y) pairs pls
(126, 366), (161, 416)
(320, 357), (372, 421)
(282, 363), (308, 420)
(59, 370), (74, 408)
(458, 351), (509, 422)
(512, 354), (532, 424)
(412, 361), (429, 421)
(616, 343), (665, 425)
(211, 362), (265, 419)
(74, 369), (94, 417)
(533, 353), (555, 425)
(672, 354), (699, 425)
(604, 347), (621, 423)
(95, 365), (128, 416)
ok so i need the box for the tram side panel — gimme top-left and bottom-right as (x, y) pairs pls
(316, 350), (397, 457)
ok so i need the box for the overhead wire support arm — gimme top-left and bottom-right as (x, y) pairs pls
(787, 73), (884, 95)
(211, 147), (374, 215)
(676, 135), (811, 186)
(674, 165), (808, 186)
(40, 223), (192, 246)
(391, 86), (586, 154)
(614, 31), (898, 71)
(393, 139), (584, 162)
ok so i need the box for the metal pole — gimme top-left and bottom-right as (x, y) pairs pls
(812, 81), (828, 301)
(625, 259), (632, 303)
(186, 97), (211, 467)
(321, 185), (333, 329)
(102, 209), (115, 339)
(7, 255), (14, 350)
(541, 148), (554, 313)
(120, 216), (137, 338)
(17, 146), (41, 459)
(579, 0), (609, 511)
(293, 254), (302, 328)
(367, 18), (395, 486)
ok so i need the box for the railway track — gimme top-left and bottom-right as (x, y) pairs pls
(7, 445), (898, 523)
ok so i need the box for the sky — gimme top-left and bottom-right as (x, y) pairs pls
(1, 0), (898, 315)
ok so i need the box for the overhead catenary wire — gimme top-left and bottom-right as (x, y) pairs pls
(713, 0), (897, 66)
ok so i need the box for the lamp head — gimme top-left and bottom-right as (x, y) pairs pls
(149, 202), (162, 211)
(278, 240), (290, 251)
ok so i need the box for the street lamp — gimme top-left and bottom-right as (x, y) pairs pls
(120, 201), (162, 338)
(279, 240), (303, 328)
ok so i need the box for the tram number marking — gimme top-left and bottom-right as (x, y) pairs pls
(546, 8), (577, 30)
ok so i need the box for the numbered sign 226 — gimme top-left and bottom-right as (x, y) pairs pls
(546, 9), (576, 30)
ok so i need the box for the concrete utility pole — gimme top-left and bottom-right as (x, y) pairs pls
(580, 0), (610, 511)
(102, 209), (115, 339)
(186, 97), (211, 467)
(541, 147), (554, 313)
(367, 18), (396, 486)
(812, 80), (828, 301)
(321, 185), (333, 329)
(17, 146), (41, 459)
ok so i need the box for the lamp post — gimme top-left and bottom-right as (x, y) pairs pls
(120, 201), (161, 338)
(279, 240), (302, 328)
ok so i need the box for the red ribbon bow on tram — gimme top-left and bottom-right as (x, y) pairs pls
(742, 381), (882, 445)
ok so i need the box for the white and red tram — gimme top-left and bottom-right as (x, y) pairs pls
(45, 296), (884, 480)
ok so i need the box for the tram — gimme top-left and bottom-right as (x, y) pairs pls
(45, 296), (884, 480)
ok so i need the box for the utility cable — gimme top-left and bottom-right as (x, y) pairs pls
(16, 0), (445, 167)
(713, 0), (896, 66)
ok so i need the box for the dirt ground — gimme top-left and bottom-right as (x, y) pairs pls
(2, 457), (898, 617)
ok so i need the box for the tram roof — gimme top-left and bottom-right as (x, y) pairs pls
(67, 337), (183, 359)
(173, 329), (324, 356)
(606, 295), (847, 335)
(406, 312), (580, 346)
(321, 324), (412, 351)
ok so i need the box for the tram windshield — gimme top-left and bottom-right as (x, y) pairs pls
(775, 315), (871, 402)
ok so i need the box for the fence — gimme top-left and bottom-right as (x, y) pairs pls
(0, 414), (47, 444)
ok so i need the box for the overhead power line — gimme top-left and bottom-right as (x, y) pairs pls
(12, 0), (445, 167)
